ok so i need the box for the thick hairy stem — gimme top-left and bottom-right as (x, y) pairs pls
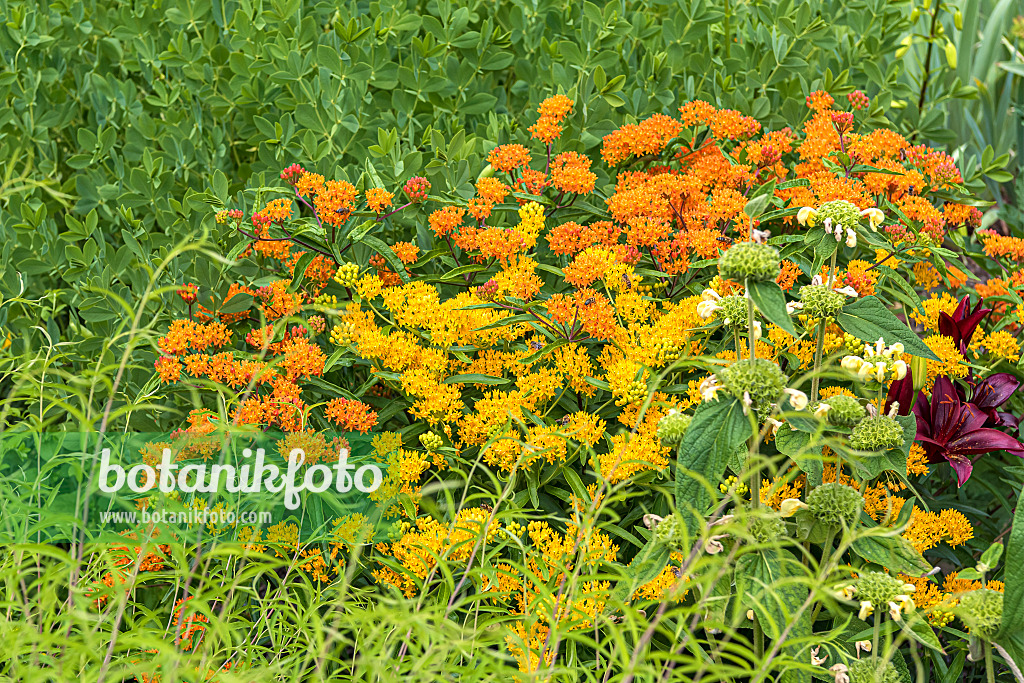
(987, 642), (996, 683)
(993, 643), (1024, 683)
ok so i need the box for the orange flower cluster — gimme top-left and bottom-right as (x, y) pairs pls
(601, 113), (684, 166)
(549, 152), (596, 195)
(528, 94), (573, 144)
(325, 397), (379, 433)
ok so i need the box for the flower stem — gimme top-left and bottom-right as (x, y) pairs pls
(746, 287), (756, 361)
(986, 642), (996, 683)
(872, 612), (880, 662)
(810, 319), (826, 401)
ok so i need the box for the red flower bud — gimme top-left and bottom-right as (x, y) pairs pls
(403, 176), (431, 203)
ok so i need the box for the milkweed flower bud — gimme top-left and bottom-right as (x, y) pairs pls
(403, 176), (431, 202)
(334, 262), (360, 287)
(718, 241), (781, 282)
(178, 283), (198, 305)
(419, 431), (444, 451)
(807, 482), (863, 528)
(850, 414), (904, 451)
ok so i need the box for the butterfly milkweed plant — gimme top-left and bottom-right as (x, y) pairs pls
(3, 90), (1024, 683)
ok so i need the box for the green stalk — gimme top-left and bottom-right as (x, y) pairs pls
(746, 286), (756, 361)
(872, 612), (881, 663)
(746, 284), (761, 507)
(810, 319), (826, 401)
(986, 642), (995, 683)
(753, 613), (764, 660)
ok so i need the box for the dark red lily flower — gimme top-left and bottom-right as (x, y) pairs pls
(938, 295), (991, 356)
(970, 372), (1022, 430)
(885, 370), (915, 416)
(913, 376), (1024, 486)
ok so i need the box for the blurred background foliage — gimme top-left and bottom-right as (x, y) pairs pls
(1, 0), (1023, 427)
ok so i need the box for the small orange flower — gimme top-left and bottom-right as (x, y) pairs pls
(366, 187), (394, 214)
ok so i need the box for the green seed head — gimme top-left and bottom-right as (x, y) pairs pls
(653, 513), (688, 551)
(719, 358), (787, 408)
(807, 482), (863, 528)
(799, 284), (846, 319)
(816, 199), (863, 231)
(849, 415), (905, 451)
(956, 589), (1003, 639)
(718, 242), (781, 283)
(847, 659), (901, 683)
(854, 571), (906, 607)
(718, 295), (749, 327)
(657, 410), (692, 445)
(748, 510), (787, 544)
(824, 394), (867, 428)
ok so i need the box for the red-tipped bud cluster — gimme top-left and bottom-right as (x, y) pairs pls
(932, 159), (963, 186)
(280, 164), (306, 183)
(759, 144), (781, 167)
(847, 90), (870, 110)
(252, 213), (272, 229)
(476, 279), (499, 302)
(831, 111), (854, 135)
(404, 176), (431, 203)
(215, 209), (243, 224)
(307, 315), (326, 334)
(178, 283), (198, 305)
(967, 206), (983, 228)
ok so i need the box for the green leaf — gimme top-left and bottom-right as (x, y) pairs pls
(836, 297), (938, 360)
(356, 235), (410, 284)
(851, 534), (931, 576)
(217, 292), (253, 315)
(998, 483), (1024, 640)
(288, 251), (317, 293)
(675, 398), (750, 535)
(518, 339), (567, 365)
(608, 535), (672, 605)
(899, 613), (945, 653)
(775, 424), (823, 484)
(748, 280), (798, 336)
(444, 374), (510, 385)
(735, 549), (811, 683)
